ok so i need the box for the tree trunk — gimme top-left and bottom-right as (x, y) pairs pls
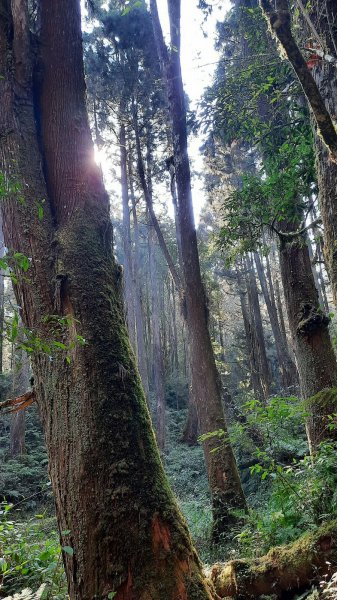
(244, 255), (271, 401)
(10, 344), (30, 456)
(254, 252), (298, 392)
(148, 223), (166, 450)
(120, 121), (136, 349)
(128, 157), (150, 401)
(278, 228), (337, 451)
(267, 241), (290, 346)
(0, 1), (214, 598)
(307, 235), (326, 310)
(170, 277), (179, 373)
(237, 267), (265, 402)
(261, 0), (337, 306)
(150, 0), (247, 538)
(310, 11), (337, 308)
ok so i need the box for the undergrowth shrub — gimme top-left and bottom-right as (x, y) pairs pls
(232, 396), (337, 556)
(0, 407), (50, 509)
(0, 503), (66, 598)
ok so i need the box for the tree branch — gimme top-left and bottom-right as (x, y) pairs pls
(0, 390), (36, 414)
(260, 0), (337, 163)
(271, 217), (322, 240)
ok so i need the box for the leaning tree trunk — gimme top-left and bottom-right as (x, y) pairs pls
(150, 0), (247, 539)
(0, 2), (214, 598)
(260, 0), (337, 305)
(308, 4), (337, 308)
(278, 226), (337, 452)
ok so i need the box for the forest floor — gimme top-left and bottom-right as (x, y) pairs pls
(1, 403), (337, 598)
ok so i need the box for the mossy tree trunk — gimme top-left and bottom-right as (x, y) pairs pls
(0, 1), (214, 598)
(278, 228), (337, 451)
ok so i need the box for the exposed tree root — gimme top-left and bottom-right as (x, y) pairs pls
(0, 390), (35, 414)
(208, 521), (337, 598)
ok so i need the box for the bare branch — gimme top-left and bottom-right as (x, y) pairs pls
(0, 390), (36, 414)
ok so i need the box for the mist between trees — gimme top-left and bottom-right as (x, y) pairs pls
(1, 0), (337, 599)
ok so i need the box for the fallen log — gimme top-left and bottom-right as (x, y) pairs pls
(209, 521), (337, 598)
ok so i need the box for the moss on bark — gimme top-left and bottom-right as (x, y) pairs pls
(210, 521), (337, 599)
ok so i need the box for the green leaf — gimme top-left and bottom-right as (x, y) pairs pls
(62, 545), (74, 556)
(108, 593), (117, 599)
(122, 1), (142, 16)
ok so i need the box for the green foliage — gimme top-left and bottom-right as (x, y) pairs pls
(163, 409), (213, 559)
(233, 397), (337, 556)
(0, 406), (50, 508)
(0, 504), (66, 598)
(217, 126), (315, 262)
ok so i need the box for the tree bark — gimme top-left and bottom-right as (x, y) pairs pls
(308, 5), (337, 307)
(148, 222), (166, 450)
(0, 1), (214, 598)
(244, 254), (271, 401)
(150, 0), (247, 538)
(10, 344), (30, 456)
(278, 228), (337, 451)
(128, 156), (150, 401)
(260, 0), (337, 162)
(261, 0), (337, 306)
(120, 121), (136, 349)
(254, 252), (298, 392)
(237, 267), (265, 402)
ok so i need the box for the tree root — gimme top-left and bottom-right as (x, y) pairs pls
(208, 521), (337, 598)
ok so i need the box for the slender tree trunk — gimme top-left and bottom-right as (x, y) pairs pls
(267, 241), (289, 343)
(170, 277), (179, 373)
(0, 2), (214, 598)
(278, 227), (337, 451)
(10, 344), (29, 456)
(148, 224), (166, 450)
(254, 252), (298, 392)
(237, 267), (265, 401)
(128, 155), (150, 400)
(245, 254), (272, 400)
(310, 207), (330, 313)
(150, 0), (247, 538)
(120, 121), (136, 349)
(133, 104), (182, 295)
